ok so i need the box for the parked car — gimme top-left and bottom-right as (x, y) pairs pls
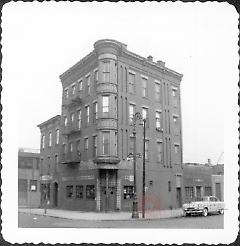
(182, 196), (224, 217)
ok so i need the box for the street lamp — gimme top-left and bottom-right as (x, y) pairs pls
(131, 112), (142, 219)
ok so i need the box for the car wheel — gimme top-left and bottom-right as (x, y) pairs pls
(202, 208), (208, 217)
(219, 209), (224, 215)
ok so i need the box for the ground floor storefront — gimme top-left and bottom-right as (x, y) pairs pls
(40, 163), (184, 212)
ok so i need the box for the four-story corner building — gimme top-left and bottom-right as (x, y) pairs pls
(38, 39), (184, 212)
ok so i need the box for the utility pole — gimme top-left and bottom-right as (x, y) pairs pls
(142, 118), (146, 218)
(131, 112), (141, 219)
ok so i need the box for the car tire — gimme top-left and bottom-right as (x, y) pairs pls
(202, 208), (208, 217)
(219, 209), (224, 215)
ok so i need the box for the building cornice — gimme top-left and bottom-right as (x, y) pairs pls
(37, 115), (61, 129)
(122, 50), (183, 81)
(59, 51), (96, 81)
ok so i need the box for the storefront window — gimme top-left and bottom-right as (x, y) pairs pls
(76, 185), (84, 199)
(123, 186), (134, 200)
(86, 185), (95, 199)
(66, 185), (73, 198)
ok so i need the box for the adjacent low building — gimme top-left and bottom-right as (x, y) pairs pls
(182, 163), (224, 203)
(18, 148), (41, 208)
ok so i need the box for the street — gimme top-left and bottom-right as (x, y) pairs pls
(18, 212), (223, 228)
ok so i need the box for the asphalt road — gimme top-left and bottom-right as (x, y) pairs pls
(18, 212), (224, 228)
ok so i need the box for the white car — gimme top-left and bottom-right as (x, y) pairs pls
(182, 196), (224, 217)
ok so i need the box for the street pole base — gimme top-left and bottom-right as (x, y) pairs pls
(132, 201), (139, 219)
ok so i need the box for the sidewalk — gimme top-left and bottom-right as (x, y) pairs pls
(18, 207), (183, 221)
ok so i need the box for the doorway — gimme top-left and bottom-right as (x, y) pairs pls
(53, 182), (58, 207)
(100, 186), (116, 211)
(176, 187), (182, 207)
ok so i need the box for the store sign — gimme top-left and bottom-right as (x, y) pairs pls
(40, 175), (53, 181)
(76, 175), (95, 180)
(125, 175), (134, 182)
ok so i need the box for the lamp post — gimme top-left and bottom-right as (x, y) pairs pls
(131, 112), (142, 219)
(142, 118), (146, 218)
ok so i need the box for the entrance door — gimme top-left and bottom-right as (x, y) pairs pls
(196, 186), (202, 200)
(100, 186), (116, 211)
(53, 182), (58, 207)
(176, 188), (182, 207)
(215, 183), (221, 201)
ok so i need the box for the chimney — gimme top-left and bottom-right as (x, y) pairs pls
(157, 60), (165, 67)
(207, 159), (212, 165)
(147, 55), (153, 62)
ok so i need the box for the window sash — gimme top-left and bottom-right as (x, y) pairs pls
(56, 129), (59, 144)
(155, 83), (161, 101)
(78, 110), (81, 129)
(103, 132), (110, 155)
(49, 133), (52, 147)
(93, 136), (97, 157)
(102, 96), (109, 113)
(157, 142), (162, 162)
(86, 106), (90, 124)
(156, 112), (161, 128)
(84, 138), (88, 150)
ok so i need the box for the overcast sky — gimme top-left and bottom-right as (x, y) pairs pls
(2, 2), (238, 164)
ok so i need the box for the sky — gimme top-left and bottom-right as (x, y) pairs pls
(2, 2), (238, 164)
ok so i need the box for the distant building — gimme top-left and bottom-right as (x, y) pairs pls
(183, 163), (224, 203)
(18, 148), (41, 207)
(38, 39), (184, 211)
(37, 115), (61, 208)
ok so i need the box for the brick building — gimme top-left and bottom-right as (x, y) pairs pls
(38, 39), (184, 211)
(182, 163), (224, 203)
(37, 115), (61, 207)
(18, 148), (41, 208)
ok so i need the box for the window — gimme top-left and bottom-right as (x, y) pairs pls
(172, 88), (177, 97)
(93, 102), (98, 123)
(77, 110), (81, 129)
(114, 132), (118, 155)
(129, 104), (135, 124)
(174, 144), (180, 154)
(103, 132), (110, 155)
(114, 96), (118, 118)
(62, 143), (67, 154)
(93, 135), (97, 158)
(55, 154), (59, 164)
(78, 79), (83, 91)
(84, 138), (88, 151)
(142, 77), (148, 97)
(155, 82), (161, 102)
(168, 181), (171, 192)
(129, 72), (135, 93)
(64, 88), (69, 99)
(76, 185), (84, 199)
(149, 180), (153, 187)
(94, 69), (98, 83)
(86, 75), (90, 95)
(185, 187), (194, 199)
(103, 61), (110, 82)
(205, 186), (212, 196)
(86, 106), (90, 124)
(156, 111), (161, 129)
(71, 113), (74, 122)
(56, 129), (59, 144)
(69, 142), (73, 153)
(76, 140), (81, 160)
(42, 135), (45, 149)
(142, 107), (149, 124)
(86, 185), (95, 199)
(72, 84), (76, 95)
(29, 180), (37, 191)
(123, 186), (134, 200)
(157, 142), (163, 163)
(102, 95), (109, 113)
(66, 185), (73, 198)
(145, 140), (150, 160)
(173, 115), (178, 124)
(49, 132), (52, 147)
(64, 116), (68, 127)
